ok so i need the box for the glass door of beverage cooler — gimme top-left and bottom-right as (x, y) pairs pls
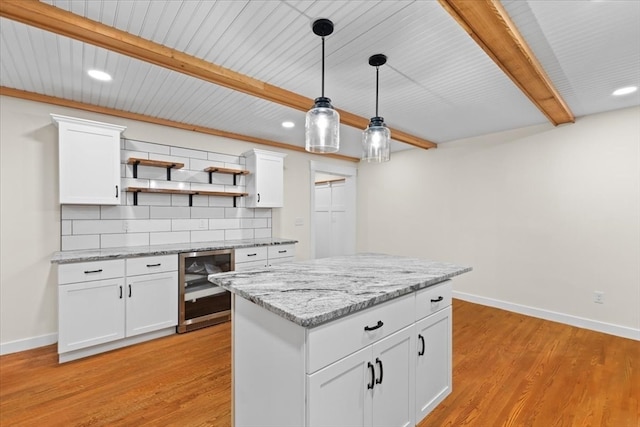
(178, 249), (234, 333)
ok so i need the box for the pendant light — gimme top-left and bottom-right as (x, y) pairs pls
(362, 54), (391, 163)
(305, 19), (340, 154)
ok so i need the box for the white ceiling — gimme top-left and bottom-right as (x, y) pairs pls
(1, 0), (639, 159)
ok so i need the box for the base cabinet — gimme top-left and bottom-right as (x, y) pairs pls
(58, 255), (178, 362)
(415, 306), (452, 421)
(308, 325), (416, 427)
(231, 280), (453, 427)
(58, 277), (125, 352)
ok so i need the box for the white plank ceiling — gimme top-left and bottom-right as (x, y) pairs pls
(1, 0), (639, 159)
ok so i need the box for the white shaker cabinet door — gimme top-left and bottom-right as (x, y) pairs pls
(307, 346), (373, 427)
(125, 271), (178, 337)
(415, 306), (452, 421)
(52, 114), (125, 205)
(58, 278), (126, 353)
(371, 324), (416, 427)
(244, 149), (286, 208)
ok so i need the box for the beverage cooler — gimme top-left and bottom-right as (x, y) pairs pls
(178, 249), (234, 333)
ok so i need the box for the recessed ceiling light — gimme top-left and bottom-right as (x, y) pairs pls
(87, 69), (112, 82)
(282, 121), (295, 128)
(612, 86), (638, 96)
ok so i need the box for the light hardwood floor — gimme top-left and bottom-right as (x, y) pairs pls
(1, 300), (637, 426)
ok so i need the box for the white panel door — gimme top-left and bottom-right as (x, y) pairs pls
(315, 180), (349, 259)
(307, 346), (373, 427)
(371, 324), (416, 427)
(58, 278), (125, 352)
(125, 271), (178, 337)
(415, 306), (452, 421)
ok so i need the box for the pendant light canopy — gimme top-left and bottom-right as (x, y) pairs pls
(362, 54), (391, 163)
(305, 19), (340, 154)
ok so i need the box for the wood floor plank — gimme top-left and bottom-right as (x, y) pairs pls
(1, 300), (637, 426)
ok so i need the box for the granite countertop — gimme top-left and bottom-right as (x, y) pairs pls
(51, 237), (298, 264)
(209, 253), (472, 328)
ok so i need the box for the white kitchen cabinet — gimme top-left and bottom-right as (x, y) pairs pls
(307, 324), (415, 427)
(58, 277), (125, 353)
(415, 306), (452, 421)
(125, 255), (178, 337)
(57, 255), (177, 363)
(51, 114), (126, 205)
(243, 149), (286, 208)
(233, 244), (296, 271)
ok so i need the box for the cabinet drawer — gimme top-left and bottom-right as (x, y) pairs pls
(58, 259), (125, 285)
(306, 292), (415, 374)
(234, 259), (268, 272)
(415, 280), (452, 320)
(234, 246), (268, 263)
(268, 244), (295, 259)
(126, 255), (178, 276)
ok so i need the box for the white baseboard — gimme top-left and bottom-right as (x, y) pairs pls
(0, 333), (58, 356)
(453, 291), (640, 341)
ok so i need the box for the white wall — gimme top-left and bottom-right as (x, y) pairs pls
(0, 95), (353, 352)
(358, 107), (640, 338)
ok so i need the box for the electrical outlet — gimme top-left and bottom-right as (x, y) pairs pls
(593, 291), (605, 304)
(123, 221), (130, 232)
(199, 219), (208, 229)
(295, 217), (304, 226)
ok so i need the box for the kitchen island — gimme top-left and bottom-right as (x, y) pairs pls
(209, 253), (471, 427)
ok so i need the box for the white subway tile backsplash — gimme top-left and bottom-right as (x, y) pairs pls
(209, 196), (235, 208)
(149, 180), (189, 191)
(225, 229), (254, 240)
(73, 220), (124, 235)
(101, 233), (149, 248)
(60, 140), (271, 251)
(171, 146), (208, 160)
(254, 228), (272, 239)
(150, 206), (191, 219)
(61, 220), (72, 235)
(61, 205), (100, 220)
(172, 219), (205, 231)
(171, 194), (191, 207)
(191, 230), (225, 243)
(149, 231), (190, 245)
(209, 153), (241, 164)
(191, 207), (225, 219)
(225, 208), (255, 219)
(121, 150), (148, 163)
(125, 139), (170, 155)
(62, 235), (100, 251)
(209, 218), (240, 229)
(240, 218), (268, 229)
(101, 205), (150, 220)
(254, 209), (272, 218)
(191, 183), (225, 192)
(126, 219), (171, 233)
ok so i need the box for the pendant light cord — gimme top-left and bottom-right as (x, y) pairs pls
(375, 66), (380, 117)
(321, 36), (325, 98)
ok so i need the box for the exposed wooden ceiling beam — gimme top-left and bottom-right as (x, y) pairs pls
(0, 86), (360, 163)
(0, 0), (437, 151)
(439, 0), (574, 126)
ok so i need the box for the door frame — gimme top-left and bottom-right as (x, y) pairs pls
(309, 161), (357, 259)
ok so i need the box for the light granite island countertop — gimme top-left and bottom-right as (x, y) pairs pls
(208, 253), (472, 427)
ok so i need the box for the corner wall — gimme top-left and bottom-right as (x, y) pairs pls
(0, 95), (353, 353)
(357, 107), (640, 338)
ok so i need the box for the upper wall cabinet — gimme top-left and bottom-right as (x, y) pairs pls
(51, 114), (126, 205)
(243, 149), (287, 208)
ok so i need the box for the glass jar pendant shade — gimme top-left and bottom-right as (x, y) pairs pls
(305, 19), (340, 153)
(362, 54), (391, 162)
